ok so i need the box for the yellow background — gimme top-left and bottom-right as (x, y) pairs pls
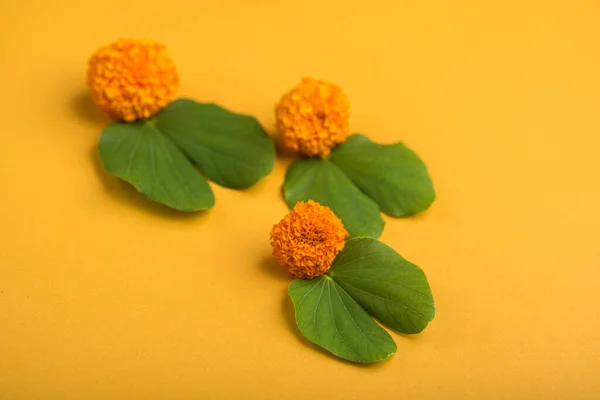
(1, 0), (599, 398)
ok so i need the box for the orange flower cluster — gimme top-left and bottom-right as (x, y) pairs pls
(275, 77), (350, 158)
(87, 39), (179, 122)
(270, 200), (348, 279)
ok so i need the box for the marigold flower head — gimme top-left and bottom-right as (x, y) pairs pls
(275, 77), (350, 158)
(87, 38), (179, 122)
(270, 200), (348, 279)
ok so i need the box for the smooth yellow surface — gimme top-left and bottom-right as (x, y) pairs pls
(1, 1), (600, 398)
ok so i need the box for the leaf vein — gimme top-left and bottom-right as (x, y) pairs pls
(337, 280), (431, 322)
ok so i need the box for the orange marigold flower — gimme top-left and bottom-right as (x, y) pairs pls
(86, 38), (179, 122)
(275, 77), (350, 158)
(270, 200), (348, 279)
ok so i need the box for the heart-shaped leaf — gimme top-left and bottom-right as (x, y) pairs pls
(157, 99), (275, 189)
(330, 237), (435, 334)
(283, 158), (385, 238)
(287, 237), (435, 362)
(99, 121), (215, 211)
(329, 134), (435, 217)
(99, 99), (275, 211)
(288, 276), (397, 363)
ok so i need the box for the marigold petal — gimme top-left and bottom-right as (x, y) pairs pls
(274, 78), (350, 158)
(270, 200), (348, 279)
(86, 38), (179, 122)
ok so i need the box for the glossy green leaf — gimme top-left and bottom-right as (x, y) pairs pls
(329, 134), (435, 217)
(157, 99), (275, 189)
(329, 237), (435, 334)
(288, 276), (397, 363)
(99, 121), (215, 211)
(283, 158), (385, 238)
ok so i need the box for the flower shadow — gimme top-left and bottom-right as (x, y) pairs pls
(260, 255), (289, 281)
(89, 145), (210, 220)
(272, 134), (298, 170)
(71, 90), (110, 127)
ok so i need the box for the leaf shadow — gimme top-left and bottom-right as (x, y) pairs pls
(279, 185), (289, 207)
(237, 173), (271, 196)
(89, 145), (211, 220)
(383, 204), (436, 222)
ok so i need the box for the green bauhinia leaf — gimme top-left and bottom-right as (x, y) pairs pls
(99, 121), (215, 211)
(329, 237), (435, 334)
(99, 99), (275, 211)
(157, 99), (275, 189)
(283, 158), (385, 238)
(288, 276), (397, 363)
(329, 134), (435, 217)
